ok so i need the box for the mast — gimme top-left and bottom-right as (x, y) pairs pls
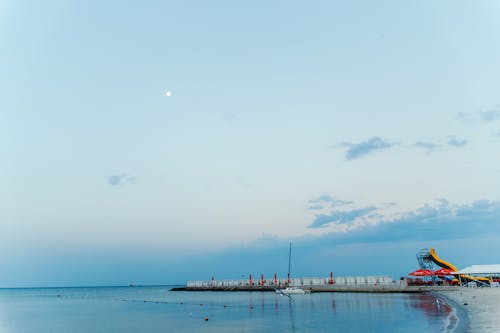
(287, 242), (292, 284)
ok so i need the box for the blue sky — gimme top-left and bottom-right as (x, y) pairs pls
(2, 0), (500, 287)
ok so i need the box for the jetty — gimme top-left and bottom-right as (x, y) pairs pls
(171, 275), (460, 293)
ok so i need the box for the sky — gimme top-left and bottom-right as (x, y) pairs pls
(2, 0), (500, 287)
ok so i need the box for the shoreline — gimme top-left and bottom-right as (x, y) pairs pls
(436, 288), (500, 333)
(433, 292), (469, 333)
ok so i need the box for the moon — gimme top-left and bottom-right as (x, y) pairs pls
(165, 91), (172, 97)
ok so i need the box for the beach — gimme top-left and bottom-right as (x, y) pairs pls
(437, 288), (500, 332)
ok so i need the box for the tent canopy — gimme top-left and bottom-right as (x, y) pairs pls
(453, 265), (500, 275)
(409, 269), (434, 276)
(434, 268), (455, 275)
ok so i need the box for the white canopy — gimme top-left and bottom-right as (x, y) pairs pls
(453, 265), (500, 275)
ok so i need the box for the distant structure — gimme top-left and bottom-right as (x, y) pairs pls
(187, 275), (393, 288)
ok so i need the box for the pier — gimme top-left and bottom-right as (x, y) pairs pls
(171, 275), (459, 293)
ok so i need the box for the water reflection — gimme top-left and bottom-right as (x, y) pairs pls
(405, 293), (452, 317)
(288, 298), (296, 333)
(264, 292), (453, 330)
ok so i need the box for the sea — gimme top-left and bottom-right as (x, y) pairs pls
(0, 286), (466, 332)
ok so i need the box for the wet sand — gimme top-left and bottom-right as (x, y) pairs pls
(437, 288), (500, 332)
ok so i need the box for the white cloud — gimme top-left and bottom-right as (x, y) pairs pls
(108, 174), (136, 187)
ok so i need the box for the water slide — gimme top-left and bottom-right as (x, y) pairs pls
(428, 248), (458, 271)
(428, 248), (489, 284)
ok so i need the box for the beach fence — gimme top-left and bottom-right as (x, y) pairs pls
(334, 276), (393, 285)
(187, 275), (394, 288)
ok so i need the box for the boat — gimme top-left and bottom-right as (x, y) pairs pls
(276, 287), (309, 295)
(275, 242), (309, 295)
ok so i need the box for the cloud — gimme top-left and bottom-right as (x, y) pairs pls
(309, 206), (377, 229)
(24, 198), (498, 285)
(412, 137), (467, 152)
(306, 199), (500, 243)
(315, 195), (335, 202)
(338, 136), (467, 159)
(457, 109), (500, 123)
(308, 195), (352, 210)
(108, 174), (136, 186)
(447, 137), (467, 147)
(339, 137), (397, 160)
(222, 113), (238, 124)
(196, 198), (500, 279)
(171, 199), (500, 281)
(413, 141), (440, 153)
(478, 110), (500, 122)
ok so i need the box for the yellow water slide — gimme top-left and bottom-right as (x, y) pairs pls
(428, 248), (458, 271)
(429, 248), (489, 283)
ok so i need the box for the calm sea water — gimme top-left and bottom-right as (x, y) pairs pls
(0, 286), (464, 332)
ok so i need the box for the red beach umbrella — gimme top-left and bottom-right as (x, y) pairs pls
(409, 269), (434, 276)
(434, 268), (455, 276)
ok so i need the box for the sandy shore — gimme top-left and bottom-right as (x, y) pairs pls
(437, 288), (500, 332)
